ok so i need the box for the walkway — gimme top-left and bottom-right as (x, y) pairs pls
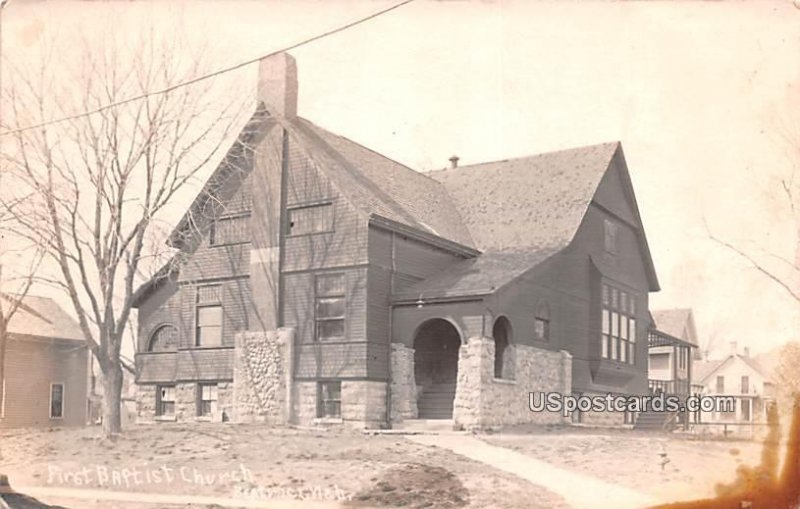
(408, 434), (661, 509)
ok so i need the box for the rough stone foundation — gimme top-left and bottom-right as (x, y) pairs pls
(453, 337), (572, 430)
(292, 380), (387, 428)
(390, 343), (417, 423)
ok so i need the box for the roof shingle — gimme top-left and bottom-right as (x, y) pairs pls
(1, 294), (84, 342)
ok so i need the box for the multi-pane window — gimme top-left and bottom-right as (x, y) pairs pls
(716, 376), (725, 394)
(315, 273), (345, 341)
(317, 381), (342, 418)
(604, 218), (619, 254)
(156, 385), (175, 416)
(287, 203), (334, 236)
(197, 383), (218, 417)
(50, 383), (64, 419)
(196, 285), (223, 347)
(210, 214), (249, 246)
(148, 325), (179, 352)
(601, 283), (636, 364)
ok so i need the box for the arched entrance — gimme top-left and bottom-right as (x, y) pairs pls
(414, 318), (461, 419)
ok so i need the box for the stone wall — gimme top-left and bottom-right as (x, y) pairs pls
(453, 337), (572, 430)
(390, 343), (417, 422)
(342, 381), (386, 428)
(136, 385), (156, 422)
(233, 328), (294, 424)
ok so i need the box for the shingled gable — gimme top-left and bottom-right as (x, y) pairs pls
(652, 308), (699, 347)
(395, 142), (660, 300)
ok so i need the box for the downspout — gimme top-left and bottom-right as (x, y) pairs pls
(384, 231), (396, 428)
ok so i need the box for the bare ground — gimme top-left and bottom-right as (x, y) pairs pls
(482, 426), (766, 503)
(0, 424), (567, 509)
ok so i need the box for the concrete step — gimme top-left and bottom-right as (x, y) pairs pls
(392, 419), (458, 432)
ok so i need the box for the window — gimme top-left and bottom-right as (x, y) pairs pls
(317, 381), (341, 418)
(534, 302), (550, 342)
(287, 203), (333, 236)
(196, 285), (223, 347)
(210, 214), (249, 246)
(716, 376), (725, 394)
(604, 218), (619, 254)
(600, 283), (636, 364)
(741, 376), (749, 394)
(50, 383), (64, 419)
(148, 325), (179, 352)
(197, 383), (218, 417)
(315, 273), (345, 341)
(156, 385), (175, 416)
(493, 316), (514, 380)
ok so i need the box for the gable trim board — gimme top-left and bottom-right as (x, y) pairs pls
(696, 354), (773, 385)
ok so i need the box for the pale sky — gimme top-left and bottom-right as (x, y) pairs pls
(2, 0), (799, 357)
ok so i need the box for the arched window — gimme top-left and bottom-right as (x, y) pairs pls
(148, 325), (179, 352)
(535, 302), (550, 342)
(493, 316), (515, 380)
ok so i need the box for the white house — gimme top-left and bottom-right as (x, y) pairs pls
(694, 350), (774, 424)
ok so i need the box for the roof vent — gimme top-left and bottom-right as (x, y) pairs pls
(449, 155), (459, 169)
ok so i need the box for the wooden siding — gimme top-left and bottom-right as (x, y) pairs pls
(1, 337), (88, 428)
(175, 348), (235, 381)
(487, 163), (652, 396)
(366, 227), (468, 379)
(135, 352), (177, 383)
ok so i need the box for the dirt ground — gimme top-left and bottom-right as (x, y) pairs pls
(483, 426), (766, 503)
(0, 424), (566, 509)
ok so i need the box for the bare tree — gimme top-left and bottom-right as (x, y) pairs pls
(0, 30), (248, 437)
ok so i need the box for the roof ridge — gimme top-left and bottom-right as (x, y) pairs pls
(294, 117), (446, 187)
(425, 141), (620, 174)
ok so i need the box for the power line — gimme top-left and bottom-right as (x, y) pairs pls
(0, 0), (416, 137)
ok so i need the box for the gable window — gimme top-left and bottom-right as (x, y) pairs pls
(534, 302), (550, 342)
(210, 214), (249, 246)
(317, 381), (342, 418)
(716, 376), (725, 394)
(741, 376), (749, 394)
(197, 383), (218, 417)
(315, 273), (345, 341)
(196, 285), (223, 347)
(156, 385), (175, 417)
(50, 383), (64, 419)
(604, 218), (619, 254)
(600, 283), (636, 364)
(148, 325), (179, 352)
(287, 202), (334, 236)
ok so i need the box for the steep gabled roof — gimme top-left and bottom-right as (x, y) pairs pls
(1, 293), (84, 342)
(695, 354), (774, 384)
(652, 308), (698, 347)
(427, 142), (620, 252)
(287, 118), (474, 247)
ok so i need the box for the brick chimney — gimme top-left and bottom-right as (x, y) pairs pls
(257, 52), (298, 118)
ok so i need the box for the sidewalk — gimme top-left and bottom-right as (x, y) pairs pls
(408, 434), (662, 509)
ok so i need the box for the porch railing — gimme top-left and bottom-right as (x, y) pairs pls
(649, 379), (690, 396)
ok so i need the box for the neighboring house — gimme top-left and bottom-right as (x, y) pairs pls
(639, 308), (700, 429)
(648, 308), (699, 396)
(0, 294), (90, 428)
(133, 52), (660, 430)
(694, 349), (775, 424)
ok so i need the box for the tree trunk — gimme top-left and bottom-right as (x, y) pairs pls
(101, 359), (123, 438)
(0, 325), (7, 420)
